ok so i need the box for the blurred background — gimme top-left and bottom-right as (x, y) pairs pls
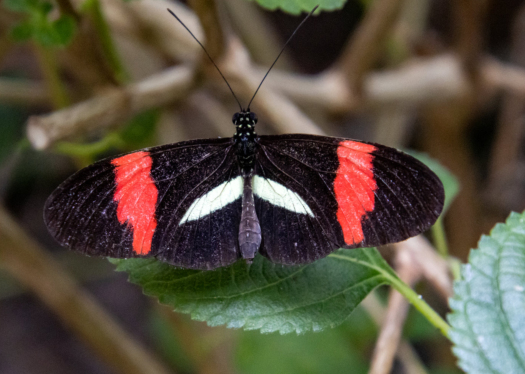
(1, 0), (524, 373)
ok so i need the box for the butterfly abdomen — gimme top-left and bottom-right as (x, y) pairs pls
(238, 176), (262, 261)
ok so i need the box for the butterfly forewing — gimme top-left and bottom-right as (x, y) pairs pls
(45, 138), (244, 269)
(254, 134), (444, 265)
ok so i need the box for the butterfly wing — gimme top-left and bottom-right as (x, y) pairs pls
(45, 138), (243, 270)
(254, 134), (444, 265)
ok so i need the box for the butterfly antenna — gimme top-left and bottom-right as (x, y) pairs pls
(246, 5), (319, 111)
(167, 8), (243, 112)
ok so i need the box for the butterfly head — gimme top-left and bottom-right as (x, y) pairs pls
(232, 111), (258, 127)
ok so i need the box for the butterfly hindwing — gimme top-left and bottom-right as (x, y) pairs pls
(45, 138), (244, 270)
(254, 134), (444, 265)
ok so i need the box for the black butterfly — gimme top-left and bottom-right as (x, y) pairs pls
(44, 7), (444, 270)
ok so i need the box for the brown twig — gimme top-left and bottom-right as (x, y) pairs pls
(0, 78), (52, 106)
(224, 0), (292, 69)
(361, 291), (429, 374)
(187, 91), (237, 137)
(117, 0), (202, 63)
(263, 54), (469, 113)
(0, 206), (172, 374)
(369, 244), (421, 374)
(483, 57), (525, 96)
(333, 0), (405, 91)
(188, 0), (225, 62)
(27, 65), (194, 149)
(453, 0), (487, 77)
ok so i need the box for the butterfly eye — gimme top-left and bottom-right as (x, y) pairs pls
(232, 113), (240, 124)
(251, 113), (258, 124)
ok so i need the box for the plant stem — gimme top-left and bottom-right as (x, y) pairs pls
(33, 44), (70, 108)
(386, 273), (450, 338)
(54, 132), (124, 158)
(432, 217), (449, 257)
(331, 251), (451, 338)
(83, 0), (128, 84)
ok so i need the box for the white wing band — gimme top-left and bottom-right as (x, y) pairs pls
(253, 176), (314, 217)
(179, 176), (243, 224)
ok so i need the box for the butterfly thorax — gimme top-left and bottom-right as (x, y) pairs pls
(233, 111), (258, 175)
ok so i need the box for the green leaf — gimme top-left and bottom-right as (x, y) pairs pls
(448, 211), (525, 373)
(250, 0), (345, 15)
(10, 22), (34, 42)
(119, 109), (160, 149)
(3, 0), (39, 12)
(236, 324), (369, 373)
(113, 247), (396, 334)
(32, 15), (77, 47)
(0, 103), (27, 165)
(407, 150), (459, 214)
(39, 1), (53, 14)
(51, 15), (77, 46)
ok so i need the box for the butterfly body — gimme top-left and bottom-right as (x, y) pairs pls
(45, 110), (444, 270)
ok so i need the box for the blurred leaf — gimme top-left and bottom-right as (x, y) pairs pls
(0, 104), (27, 165)
(51, 15), (77, 46)
(429, 367), (464, 374)
(448, 211), (525, 373)
(236, 325), (368, 374)
(3, 0), (39, 12)
(251, 0), (345, 15)
(119, 109), (160, 149)
(235, 304), (375, 374)
(403, 306), (440, 342)
(112, 247), (397, 334)
(149, 312), (195, 373)
(33, 15), (77, 47)
(9, 21), (34, 42)
(39, 1), (53, 14)
(408, 150), (459, 214)
(6, 0), (77, 47)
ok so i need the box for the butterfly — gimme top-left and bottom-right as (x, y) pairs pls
(44, 7), (444, 270)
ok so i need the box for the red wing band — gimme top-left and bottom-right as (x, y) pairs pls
(112, 151), (158, 255)
(334, 141), (377, 245)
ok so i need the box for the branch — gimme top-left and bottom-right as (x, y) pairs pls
(333, 0), (405, 89)
(362, 292), (430, 374)
(27, 65), (194, 149)
(0, 78), (52, 106)
(188, 0), (225, 62)
(369, 245), (421, 374)
(116, 0), (202, 63)
(482, 56), (525, 96)
(0, 206), (172, 374)
(263, 54), (469, 113)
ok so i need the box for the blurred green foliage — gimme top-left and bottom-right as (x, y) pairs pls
(5, 0), (76, 47)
